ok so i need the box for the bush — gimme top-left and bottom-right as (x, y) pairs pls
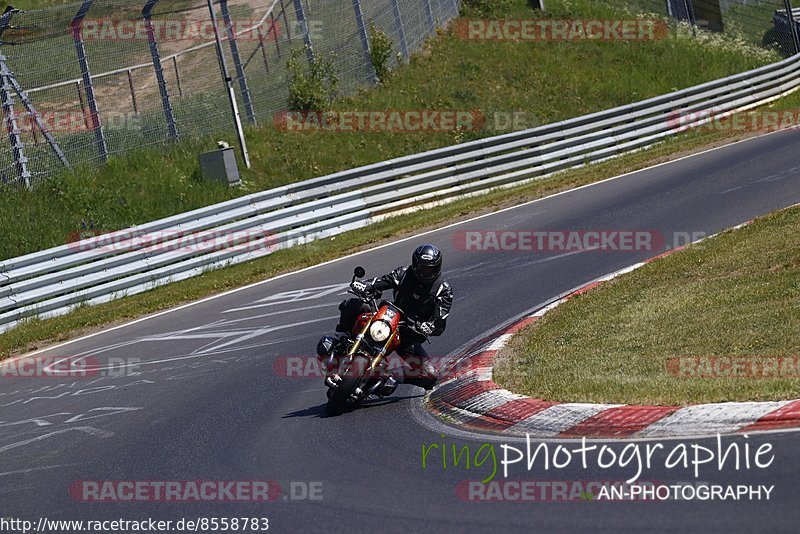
(287, 46), (339, 112)
(369, 22), (394, 83)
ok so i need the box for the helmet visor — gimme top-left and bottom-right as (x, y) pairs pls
(415, 263), (439, 281)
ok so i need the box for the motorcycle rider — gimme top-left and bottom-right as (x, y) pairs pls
(317, 244), (453, 391)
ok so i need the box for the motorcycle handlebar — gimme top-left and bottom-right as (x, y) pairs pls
(399, 319), (431, 342)
(348, 281), (430, 342)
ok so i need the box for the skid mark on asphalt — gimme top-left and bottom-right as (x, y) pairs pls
(448, 248), (596, 280)
(721, 162), (800, 194)
(0, 463), (80, 477)
(0, 427), (114, 453)
(0, 408), (142, 430)
(0, 408), (144, 462)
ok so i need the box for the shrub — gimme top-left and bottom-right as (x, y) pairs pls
(287, 46), (339, 112)
(369, 22), (394, 83)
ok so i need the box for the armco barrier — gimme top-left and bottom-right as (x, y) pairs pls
(1, 52), (800, 332)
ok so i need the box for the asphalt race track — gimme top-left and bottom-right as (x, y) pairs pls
(2, 130), (800, 532)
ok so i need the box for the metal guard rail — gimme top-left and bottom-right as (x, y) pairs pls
(1, 52), (799, 332)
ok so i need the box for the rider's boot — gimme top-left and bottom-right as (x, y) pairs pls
(402, 359), (438, 391)
(376, 376), (399, 397)
(317, 332), (349, 386)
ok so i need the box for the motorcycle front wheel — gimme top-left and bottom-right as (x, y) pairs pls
(326, 355), (371, 416)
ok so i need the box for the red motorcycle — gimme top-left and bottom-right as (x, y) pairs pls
(323, 266), (427, 416)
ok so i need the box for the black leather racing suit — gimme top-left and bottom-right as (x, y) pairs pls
(336, 266), (453, 386)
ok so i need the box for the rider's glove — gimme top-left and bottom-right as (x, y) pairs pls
(418, 321), (435, 336)
(351, 280), (371, 294)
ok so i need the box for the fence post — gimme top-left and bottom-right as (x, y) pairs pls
(270, 11), (282, 58)
(75, 81), (89, 130)
(423, 0), (436, 34)
(293, 0), (315, 63)
(390, 0), (409, 60)
(206, 0), (251, 169)
(171, 57), (183, 98)
(783, 0), (800, 54)
(257, 26), (270, 72)
(126, 70), (139, 114)
(5, 71), (71, 170)
(352, 0), (377, 83)
(685, 0), (697, 27)
(0, 59), (30, 188)
(279, 0), (291, 52)
(71, 0), (108, 162)
(142, 0), (179, 141)
(668, 1), (696, 27)
(220, 0), (256, 125)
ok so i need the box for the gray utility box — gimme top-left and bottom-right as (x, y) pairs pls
(198, 146), (240, 186)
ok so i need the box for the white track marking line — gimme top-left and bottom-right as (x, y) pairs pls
(635, 401), (793, 438)
(506, 403), (624, 437)
(459, 389), (526, 415)
(486, 333), (514, 351)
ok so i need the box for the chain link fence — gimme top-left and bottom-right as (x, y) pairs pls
(1, 0), (797, 189)
(0, 0), (460, 187)
(611, 1), (800, 54)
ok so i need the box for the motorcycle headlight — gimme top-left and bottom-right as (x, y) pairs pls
(369, 321), (391, 342)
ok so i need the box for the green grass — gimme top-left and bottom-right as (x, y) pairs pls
(494, 206), (800, 405)
(0, 0), (781, 260)
(10, 0), (75, 9)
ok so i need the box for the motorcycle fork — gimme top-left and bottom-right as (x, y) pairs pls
(369, 329), (398, 375)
(346, 320), (372, 358)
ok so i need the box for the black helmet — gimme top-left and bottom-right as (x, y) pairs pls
(411, 244), (442, 282)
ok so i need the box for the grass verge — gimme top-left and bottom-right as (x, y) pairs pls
(494, 205), (800, 405)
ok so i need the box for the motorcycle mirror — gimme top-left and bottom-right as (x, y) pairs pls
(354, 266), (366, 278)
